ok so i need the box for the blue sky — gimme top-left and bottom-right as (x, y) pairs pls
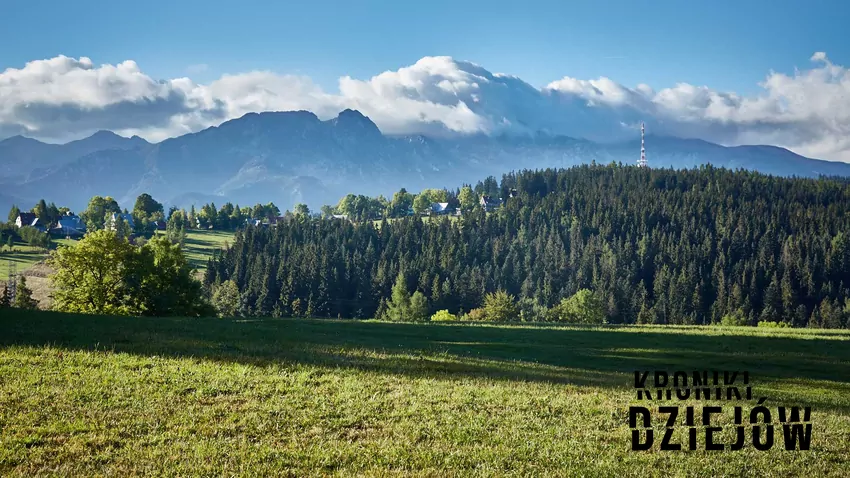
(1, 0), (849, 162)
(2, 0), (847, 94)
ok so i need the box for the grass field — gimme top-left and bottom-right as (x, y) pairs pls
(178, 229), (234, 269)
(1, 311), (848, 476)
(1, 229), (232, 283)
(0, 249), (46, 280)
(0, 238), (90, 280)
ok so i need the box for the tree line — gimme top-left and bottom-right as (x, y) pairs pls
(321, 178), (501, 221)
(205, 164), (850, 328)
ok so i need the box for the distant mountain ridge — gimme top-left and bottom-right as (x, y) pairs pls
(2, 109), (850, 213)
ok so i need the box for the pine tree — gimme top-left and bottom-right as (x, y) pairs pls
(0, 283), (10, 308)
(13, 276), (38, 310)
(7, 204), (20, 224)
(385, 272), (411, 321)
(207, 165), (850, 326)
(409, 291), (429, 321)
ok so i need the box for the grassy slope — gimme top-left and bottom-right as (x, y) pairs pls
(1, 311), (848, 476)
(0, 249), (45, 281)
(178, 229), (234, 270)
(1, 230), (232, 281)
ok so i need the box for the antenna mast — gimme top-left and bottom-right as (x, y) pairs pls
(637, 122), (648, 168)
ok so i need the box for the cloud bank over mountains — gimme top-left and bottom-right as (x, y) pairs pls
(1, 52), (849, 162)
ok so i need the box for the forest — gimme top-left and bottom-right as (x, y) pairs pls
(204, 163), (850, 328)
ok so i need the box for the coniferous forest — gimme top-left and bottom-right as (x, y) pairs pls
(204, 164), (850, 327)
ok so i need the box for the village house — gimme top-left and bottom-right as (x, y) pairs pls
(52, 214), (86, 237)
(15, 212), (37, 229)
(430, 202), (451, 215)
(106, 212), (135, 231)
(479, 195), (502, 212)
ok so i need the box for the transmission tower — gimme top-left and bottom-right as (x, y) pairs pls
(637, 122), (648, 168)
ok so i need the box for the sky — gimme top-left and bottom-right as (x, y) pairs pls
(1, 0), (850, 161)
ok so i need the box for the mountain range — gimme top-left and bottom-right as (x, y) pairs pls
(2, 109), (850, 215)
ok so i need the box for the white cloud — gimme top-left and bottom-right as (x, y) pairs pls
(1, 52), (849, 162)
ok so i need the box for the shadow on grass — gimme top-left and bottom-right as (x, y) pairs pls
(2, 310), (849, 411)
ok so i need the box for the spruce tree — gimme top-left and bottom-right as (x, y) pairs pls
(7, 204), (20, 224)
(13, 276), (38, 310)
(0, 283), (10, 308)
(385, 272), (411, 321)
(409, 291), (429, 321)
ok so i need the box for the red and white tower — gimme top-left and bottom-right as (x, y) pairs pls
(637, 122), (648, 168)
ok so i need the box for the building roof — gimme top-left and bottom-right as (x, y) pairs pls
(17, 212), (37, 225)
(108, 212), (135, 228)
(57, 216), (85, 229)
(431, 202), (450, 213)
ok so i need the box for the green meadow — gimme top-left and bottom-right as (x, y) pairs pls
(0, 249), (44, 281)
(1, 311), (848, 476)
(175, 229), (234, 270)
(1, 229), (231, 284)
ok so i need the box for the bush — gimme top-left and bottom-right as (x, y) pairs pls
(19, 225), (50, 249)
(482, 290), (519, 322)
(463, 308), (487, 321)
(548, 289), (606, 324)
(720, 312), (749, 327)
(430, 309), (458, 322)
(757, 320), (790, 328)
(517, 297), (547, 322)
(212, 280), (240, 317)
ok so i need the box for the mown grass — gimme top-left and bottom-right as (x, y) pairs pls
(0, 238), (78, 280)
(179, 229), (234, 269)
(1, 311), (848, 476)
(1, 230), (232, 281)
(0, 250), (45, 280)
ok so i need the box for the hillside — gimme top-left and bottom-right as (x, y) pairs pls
(1, 310), (848, 476)
(2, 109), (850, 214)
(0, 230), (233, 312)
(208, 165), (850, 328)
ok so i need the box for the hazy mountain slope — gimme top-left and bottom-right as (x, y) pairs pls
(7, 149), (148, 212)
(0, 131), (150, 182)
(1, 109), (849, 214)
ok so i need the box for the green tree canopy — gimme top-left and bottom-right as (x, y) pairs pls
(49, 229), (212, 317)
(132, 193), (164, 231)
(81, 196), (121, 231)
(549, 289), (606, 324)
(412, 194), (431, 215)
(212, 280), (241, 317)
(483, 290), (519, 322)
(7, 204), (20, 224)
(294, 203), (311, 217)
(458, 186), (477, 213)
